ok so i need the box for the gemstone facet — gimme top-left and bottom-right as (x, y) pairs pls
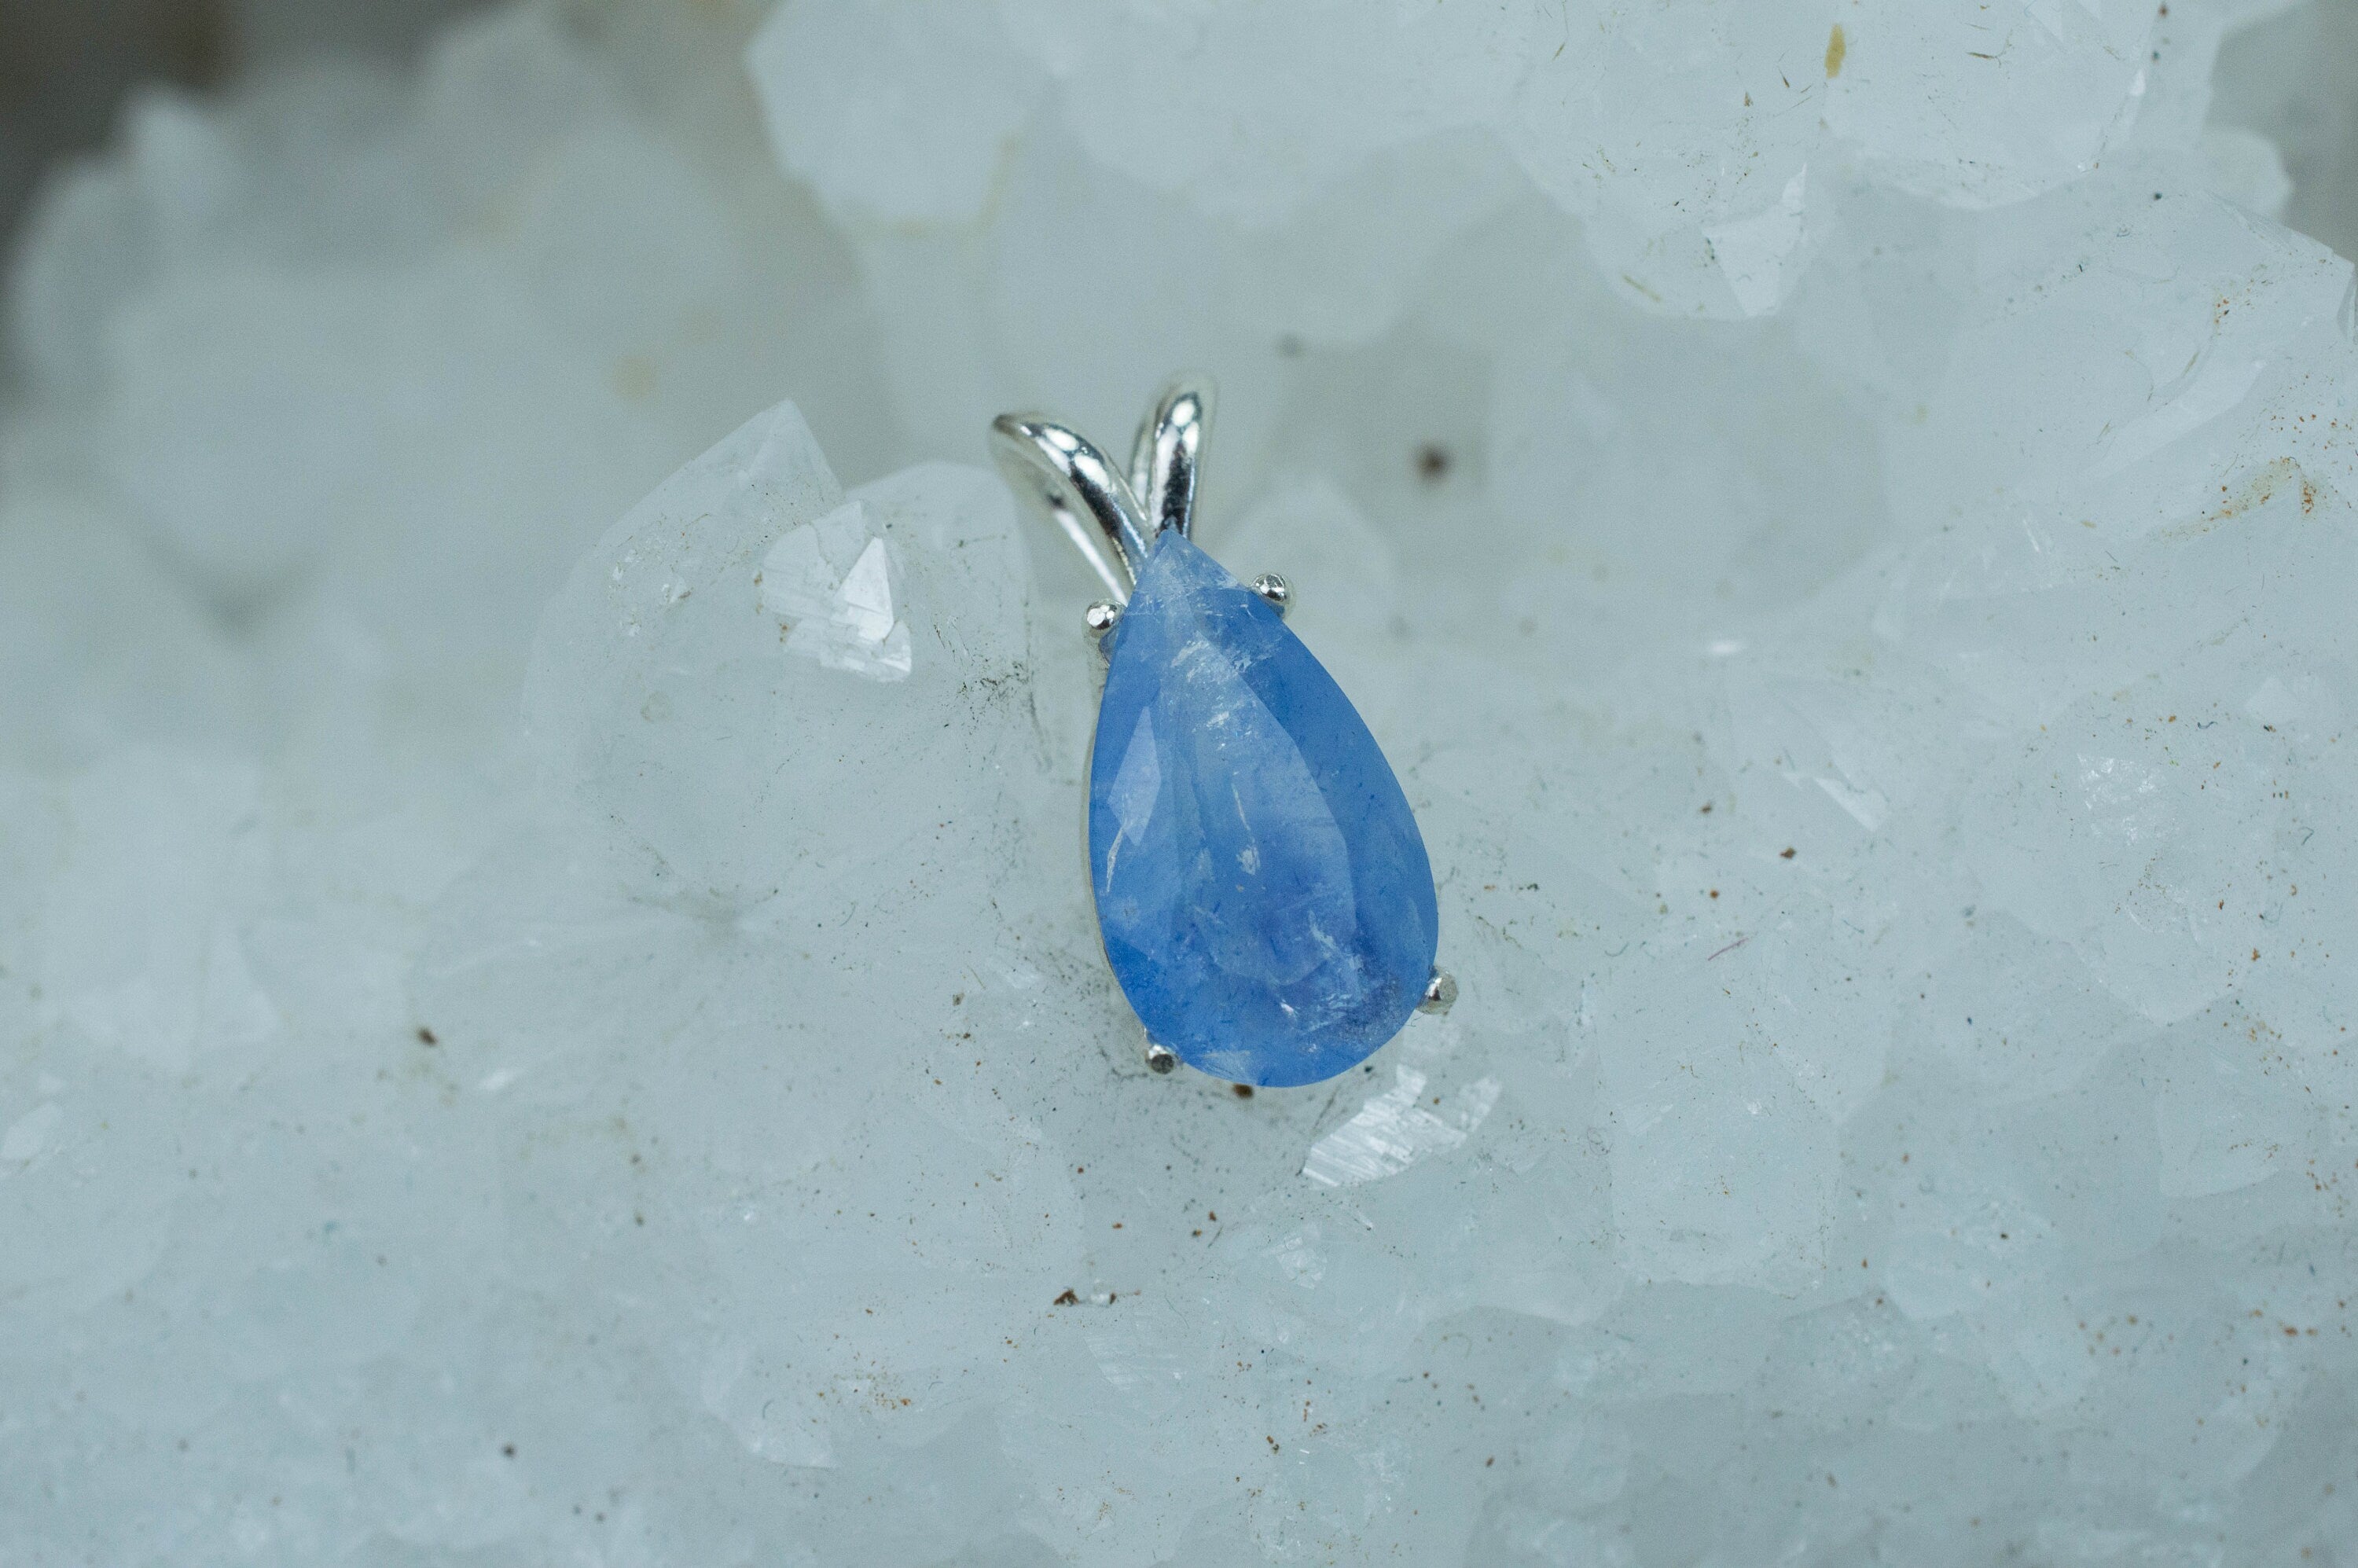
(1088, 534), (1439, 1087)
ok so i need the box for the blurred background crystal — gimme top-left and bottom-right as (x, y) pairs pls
(4, 0), (2358, 1562)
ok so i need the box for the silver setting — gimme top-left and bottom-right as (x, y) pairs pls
(989, 373), (1214, 603)
(989, 415), (1150, 601)
(1418, 968), (1457, 1015)
(1250, 572), (1291, 616)
(1131, 375), (1214, 543)
(1144, 1040), (1177, 1074)
(1084, 600), (1122, 638)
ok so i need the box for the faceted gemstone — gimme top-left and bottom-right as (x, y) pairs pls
(1088, 533), (1438, 1087)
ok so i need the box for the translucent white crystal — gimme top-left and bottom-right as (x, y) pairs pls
(1301, 1067), (1502, 1188)
(2, 0), (2356, 1559)
(758, 504), (914, 680)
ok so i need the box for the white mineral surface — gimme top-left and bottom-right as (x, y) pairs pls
(4, 1), (2358, 1561)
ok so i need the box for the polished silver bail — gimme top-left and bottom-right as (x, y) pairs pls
(1129, 374), (1213, 545)
(990, 373), (1214, 604)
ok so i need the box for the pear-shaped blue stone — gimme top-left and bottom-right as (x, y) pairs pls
(1089, 534), (1438, 1087)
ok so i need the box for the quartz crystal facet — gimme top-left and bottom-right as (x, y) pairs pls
(1088, 533), (1438, 1086)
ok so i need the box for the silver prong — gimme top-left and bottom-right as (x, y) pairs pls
(1085, 600), (1122, 639)
(1144, 1040), (1177, 1074)
(1130, 373), (1214, 541)
(1418, 968), (1456, 1015)
(990, 413), (1153, 601)
(1250, 572), (1291, 616)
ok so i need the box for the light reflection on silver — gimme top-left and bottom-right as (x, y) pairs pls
(989, 414), (1149, 600)
(1130, 374), (1213, 544)
(1144, 1039), (1177, 1074)
(1418, 968), (1457, 1015)
(989, 373), (1213, 604)
(1249, 571), (1290, 617)
(1085, 600), (1122, 639)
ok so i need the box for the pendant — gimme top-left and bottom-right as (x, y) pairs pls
(992, 376), (1452, 1087)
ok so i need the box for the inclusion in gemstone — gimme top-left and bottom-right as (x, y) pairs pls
(1088, 533), (1439, 1087)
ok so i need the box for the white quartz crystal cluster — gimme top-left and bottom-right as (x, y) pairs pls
(3, 1), (2356, 1561)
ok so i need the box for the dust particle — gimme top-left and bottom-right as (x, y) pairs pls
(611, 354), (657, 402)
(1825, 24), (1846, 78)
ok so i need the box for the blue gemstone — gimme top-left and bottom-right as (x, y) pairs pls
(1088, 533), (1439, 1087)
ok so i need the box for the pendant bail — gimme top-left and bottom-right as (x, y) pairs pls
(1130, 373), (1214, 543)
(989, 373), (1215, 604)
